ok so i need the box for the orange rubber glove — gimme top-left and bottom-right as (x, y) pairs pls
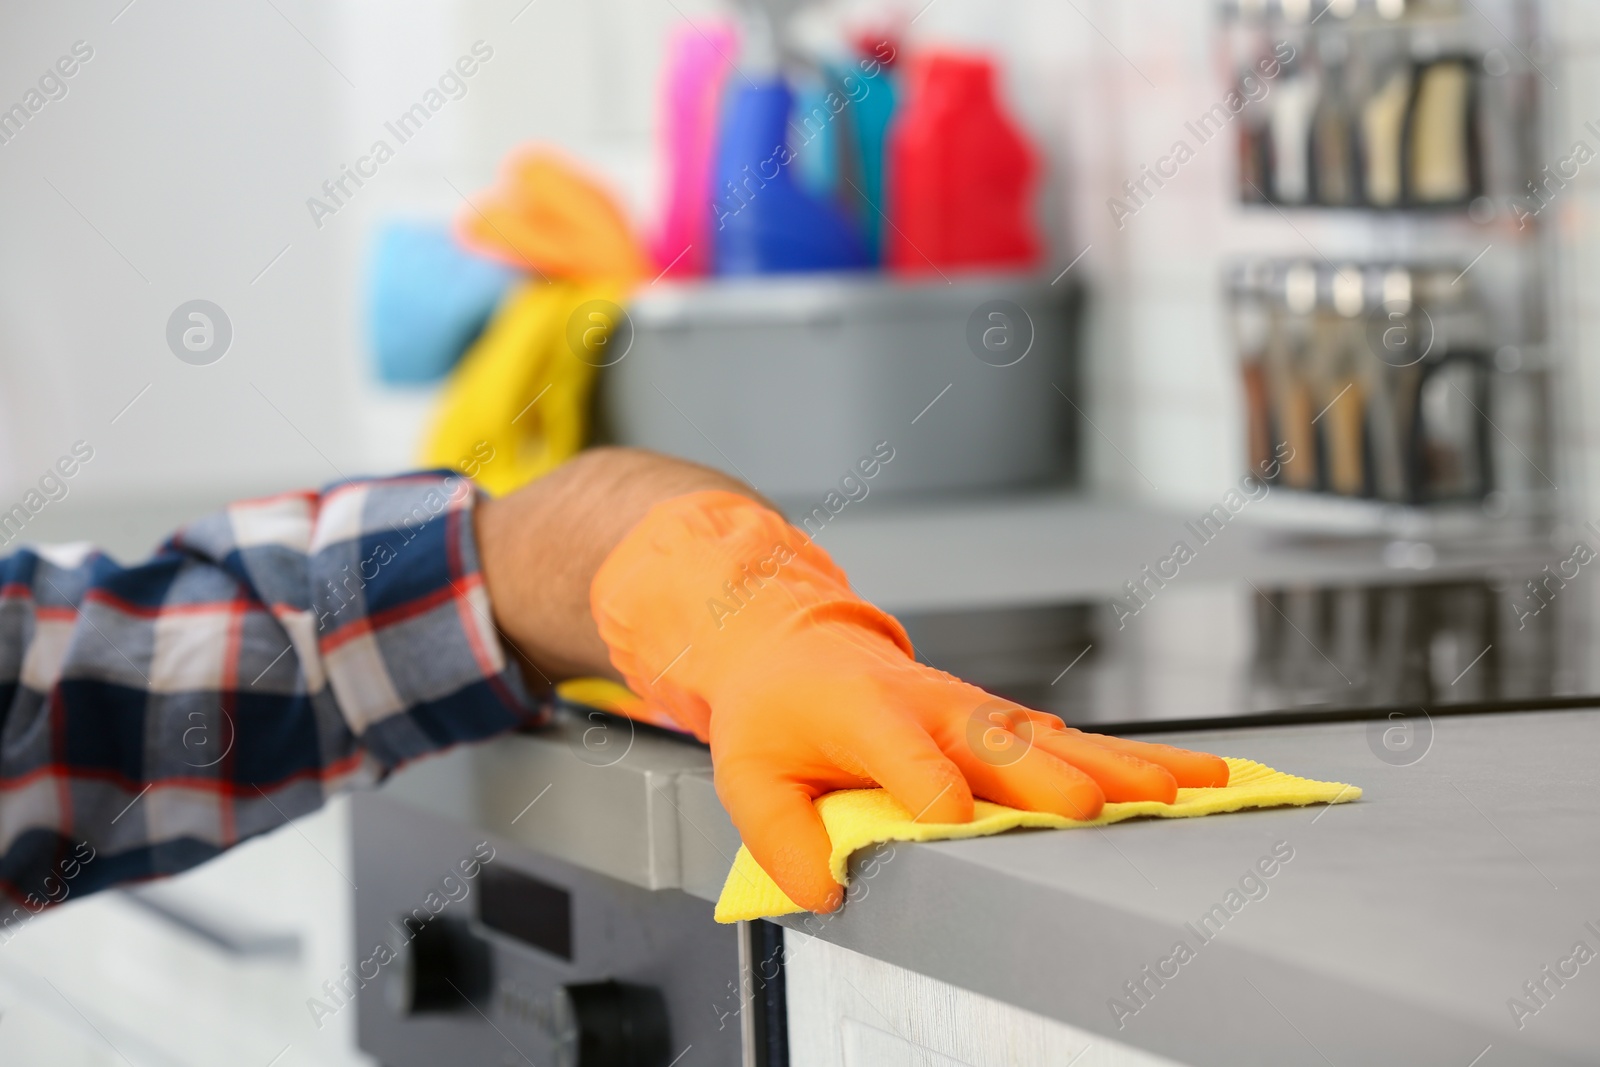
(454, 146), (650, 285)
(591, 491), (1228, 913)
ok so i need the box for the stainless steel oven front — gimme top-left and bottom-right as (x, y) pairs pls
(350, 791), (769, 1067)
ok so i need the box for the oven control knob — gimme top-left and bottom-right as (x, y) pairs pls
(553, 980), (671, 1067)
(391, 916), (491, 1016)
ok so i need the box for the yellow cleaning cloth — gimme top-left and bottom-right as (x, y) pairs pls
(554, 677), (684, 732)
(714, 757), (1359, 922)
(423, 147), (649, 495)
(420, 280), (619, 495)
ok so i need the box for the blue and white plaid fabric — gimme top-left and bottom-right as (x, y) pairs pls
(0, 471), (545, 910)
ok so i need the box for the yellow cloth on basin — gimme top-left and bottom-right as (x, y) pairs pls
(419, 279), (620, 495)
(422, 147), (648, 495)
(714, 757), (1360, 923)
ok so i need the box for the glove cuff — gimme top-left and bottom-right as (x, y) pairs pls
(590, 490), (913, 738)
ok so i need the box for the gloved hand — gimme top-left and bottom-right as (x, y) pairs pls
(591, 491), (1228, 913)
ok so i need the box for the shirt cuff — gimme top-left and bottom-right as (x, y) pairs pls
(308, 471), (548, 770)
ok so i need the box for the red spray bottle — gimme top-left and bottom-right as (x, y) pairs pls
(886, 51), (1042, 275)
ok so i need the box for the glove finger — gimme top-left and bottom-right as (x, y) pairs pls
(1066, 733), (1230, 788)
(1003, 709), (1228, 788)
(1029, 730), (1179, 803)
(847, 713), (975, 825)
(716, 769), (843, 913)
(949, 739), (1106, 821)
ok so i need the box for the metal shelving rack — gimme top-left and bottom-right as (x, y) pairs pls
(1212, 0), (1557, 543)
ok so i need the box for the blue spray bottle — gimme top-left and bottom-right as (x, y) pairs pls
(711, 77), (869, 274)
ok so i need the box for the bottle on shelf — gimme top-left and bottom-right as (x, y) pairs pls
(884, 51), (1042, 275)
(1407, 56), (1479, 205)
(1310, 43), (1359, 204)
(1231, 259), (1509, 507)
(1268, 56), (1320, 205)
(1360, 63), (1412, 207)
(1226, 7), (1492, 213)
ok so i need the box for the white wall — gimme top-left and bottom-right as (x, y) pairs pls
(0, 2), (351, 505)
(0, 0), (720, 514)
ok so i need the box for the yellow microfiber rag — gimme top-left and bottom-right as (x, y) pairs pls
(420, 279), (621, 495)
(554, 676), (683, 732)
(714, 757), (1360, 923)
(420, 147), (648, 495)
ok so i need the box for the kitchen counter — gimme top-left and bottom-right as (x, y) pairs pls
(370, 487), (1590, 1066)
(18, 487), (1555, 608)
(381, 704), (1600, 1067)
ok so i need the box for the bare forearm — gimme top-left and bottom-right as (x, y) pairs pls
(474, 447), (768, 683)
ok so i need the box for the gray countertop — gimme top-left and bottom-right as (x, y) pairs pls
(16, 488), (1554, 613)
(809, 490), (1554, 612)
(362, 471), (1590, 1067)
(772, 708), (1600, 1067)
(382, 705), (1600, 1067)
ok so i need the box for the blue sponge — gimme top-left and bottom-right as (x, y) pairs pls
(367, 221), (519, 384)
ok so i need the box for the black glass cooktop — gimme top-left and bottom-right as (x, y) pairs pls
(897, 573), (1600, 733)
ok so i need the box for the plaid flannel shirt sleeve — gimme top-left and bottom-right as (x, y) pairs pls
(0, 470), (547, 912)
